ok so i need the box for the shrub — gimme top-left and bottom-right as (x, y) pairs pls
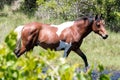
(0, 31), (111, 80)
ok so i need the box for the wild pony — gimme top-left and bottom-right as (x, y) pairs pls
(14, 14), (108, 69)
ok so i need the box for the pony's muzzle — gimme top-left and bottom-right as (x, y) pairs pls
(102, 34), (108, 39)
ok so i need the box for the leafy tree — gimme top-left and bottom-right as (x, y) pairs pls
(0, 0), (15, 9)
(21, 0), (37, 16)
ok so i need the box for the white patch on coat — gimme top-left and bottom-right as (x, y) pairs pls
(14, 25), (24, 40)
(56, 40), (71, 51)
(50, 21), (74, 36)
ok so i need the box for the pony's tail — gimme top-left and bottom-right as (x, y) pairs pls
(14, 25), (24, 40)
(14, 25), (24, 54)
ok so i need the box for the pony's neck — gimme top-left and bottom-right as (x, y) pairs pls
(77, 18), (93, 39)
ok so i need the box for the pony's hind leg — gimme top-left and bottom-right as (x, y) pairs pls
(15, 26), (39, 57)
(15, 31), (38, 57)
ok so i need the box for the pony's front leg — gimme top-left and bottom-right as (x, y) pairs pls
(73, 48), (89, 71)
(56, 40), (72, 57)
(63, 49), (71, 58)
(63, 43), (72, 58)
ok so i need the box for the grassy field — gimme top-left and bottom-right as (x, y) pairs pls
(67, 31), (120, 70)
(0, 8), (120, 71)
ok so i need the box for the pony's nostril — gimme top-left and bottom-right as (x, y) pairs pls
(106, 35), (108, 38)
(103, 34), (108, 39)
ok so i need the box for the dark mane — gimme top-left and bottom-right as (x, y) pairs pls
(75, 16), (94, 21)
(75, 17), (88, 21)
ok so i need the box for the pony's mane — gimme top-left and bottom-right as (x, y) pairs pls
(75, 16), (94, 21)
(75, 16), (94, 27)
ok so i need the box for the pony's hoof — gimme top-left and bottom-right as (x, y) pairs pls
(84, 65), (90, 72)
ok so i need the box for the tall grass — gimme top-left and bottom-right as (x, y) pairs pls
(0, 32), (111, 79)
(25, 25), (120, 70)
(0, 5), (120, 71)
(0, 5), (65, 43)
(0, 6), (35, 43)
(68, 31), (120, 70)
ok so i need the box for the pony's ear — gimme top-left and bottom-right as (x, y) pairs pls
(100, 14), (104, 19)
(95, 14), (99, 20)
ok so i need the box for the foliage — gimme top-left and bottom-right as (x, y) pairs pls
(35, 0), (120, 32)
(0, 0), (15, 9)
(0, 1), (120, 79)
(95, 0), (120, 32)
(0, 31), (111, 79)
(21, 0), (37, 16)
(0, 0), (120, 31)
(35, 0), (95, 20)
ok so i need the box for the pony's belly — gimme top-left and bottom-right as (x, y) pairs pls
(39, 42), (59, 50)
(38, 41), (71, 51)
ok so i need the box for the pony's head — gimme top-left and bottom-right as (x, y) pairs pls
(92, 14), (108, 39)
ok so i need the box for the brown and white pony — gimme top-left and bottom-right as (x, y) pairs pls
(14, 14), (108, 69)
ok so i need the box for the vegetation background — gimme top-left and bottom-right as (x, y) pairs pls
(0, 0), (120, 80)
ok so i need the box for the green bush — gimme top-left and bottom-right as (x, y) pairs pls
(0, 31), (111, 80)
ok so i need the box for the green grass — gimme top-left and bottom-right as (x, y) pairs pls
(0, 6), (120, 71)
(0, 6), (65, 43)
(33, 28), (120, 70)
(67, 31), (120, 70)
(0, 13), (34, 43)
